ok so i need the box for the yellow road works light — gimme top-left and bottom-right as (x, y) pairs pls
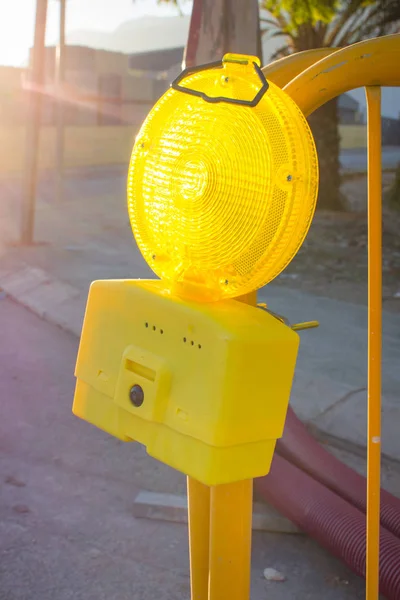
(128, 53), (318, 302)
(73, 280), (299, 485)
(73, 53), (317, 484)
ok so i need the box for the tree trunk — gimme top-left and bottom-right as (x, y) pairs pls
(307, 98), (343, 211)
(184, 0), (261, 67)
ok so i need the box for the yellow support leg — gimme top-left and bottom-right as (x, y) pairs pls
(365, 85), (382, 600)
(208, 479), (253, 600)
(187, 476), (210, 600)
(187, 292), (256, 600)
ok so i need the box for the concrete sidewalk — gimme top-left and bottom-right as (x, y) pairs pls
(1, 167), (399, 466)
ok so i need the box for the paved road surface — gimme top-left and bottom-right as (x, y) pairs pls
(0, 297), (369, 599)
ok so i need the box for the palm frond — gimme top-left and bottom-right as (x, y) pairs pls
(259, 17), (280, 27)
(331, 0), (400, 45)
(325, 0), (365, 46)
(340, 2), (400, 44)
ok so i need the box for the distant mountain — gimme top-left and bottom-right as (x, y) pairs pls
(65, 29), (114, 51)
(66, 16), (191, 55)
(66, 14), (282, 58)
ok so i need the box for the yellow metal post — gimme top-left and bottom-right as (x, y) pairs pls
(207, 290), (255, 600)
(187, 290), (256, 600)
(187, 477), (210, 600)
(208, 479), (253, 600)
(365, 86), (382, 600)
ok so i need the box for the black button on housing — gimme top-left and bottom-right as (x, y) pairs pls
(129, 384), (144, 407)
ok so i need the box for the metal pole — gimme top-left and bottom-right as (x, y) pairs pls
(21, 0), (48, 244)
(55, 0), (66, 203)
(365, 85), (382, 600)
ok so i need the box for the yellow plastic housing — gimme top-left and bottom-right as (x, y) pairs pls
(127, 54), (318, 302)
(73, 280), (299, 485)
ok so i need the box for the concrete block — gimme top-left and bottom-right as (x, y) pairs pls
(133, 491), (300, 534)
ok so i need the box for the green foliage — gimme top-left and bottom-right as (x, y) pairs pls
(260, 0), (400, 54)
(264, 0), (338, 29)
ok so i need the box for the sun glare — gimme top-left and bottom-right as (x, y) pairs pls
(0, 1), (36, 67)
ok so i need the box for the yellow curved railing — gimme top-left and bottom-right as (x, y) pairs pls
(262, 47), (336, 87)
(285, 34), (400, 115)
(262, 33), (400, 600)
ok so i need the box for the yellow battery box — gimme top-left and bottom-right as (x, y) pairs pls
(73, 279), (299, 485)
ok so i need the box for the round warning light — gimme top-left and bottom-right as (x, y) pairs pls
(127, 54), (318, 302)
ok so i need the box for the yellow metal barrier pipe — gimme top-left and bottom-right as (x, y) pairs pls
(365, 86), (382, 600)
(262, 48), (336, 88)
(261, 41), (395, 599)
(284, 34), (400, 116)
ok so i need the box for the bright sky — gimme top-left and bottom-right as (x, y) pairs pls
(1, 0), (398, 117)
(0, 0), (190, 67)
